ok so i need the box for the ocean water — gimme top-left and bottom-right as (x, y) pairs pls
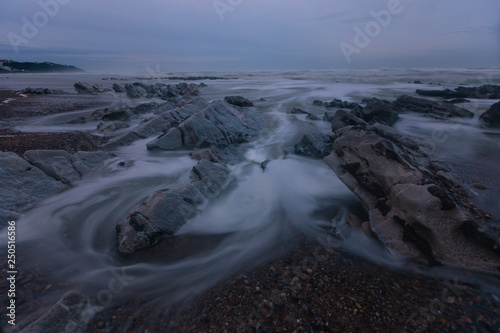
(1, 69), (500, 310)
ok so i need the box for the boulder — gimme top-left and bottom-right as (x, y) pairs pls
(395, 95), (474, 118)
(224, 96), (254, 107)
(112, 83), (126, 93)
(352, 99), (400, 126)
(101, 107), (133, 121)
(416, 85), (500, 99)
(23, 150), (80, 185)
(96, 120), (130, 134)
(479, 101), (500, 127)
(324, 116), (500, 271)
(73, 82), (102, 94)
(116, 160), (230, 253)
(146, 128), (183, 150)
(69, 151), (111, 175)
(124, 83), (147, 98)
(330, 109), (367, 131)
(294, 133), (334, 158)
(325, 98), (360, 109)
(0, 152), (67, 224)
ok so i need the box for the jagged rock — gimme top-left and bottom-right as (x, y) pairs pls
(224, 96), (254, 107)
(74, 82), (103, 94)
(20, 291), (93, 333)
(0, 152), (67, 225)
(130, 102), (160, 114)
(479, 101), (500, 127)
(146, 128), (183, 150)
(22, 87), (60, 95)
(96, 120), (130, 134)
(124, 83), (147, 98)
(116, 160), (230, 253)
(446, 98), (470, 104)
(291, 108), (307, 114)
(416, 85), (500, 99)
(306, 113), (320, 120)
(313, 100), (324, 106)
(395, 95), (474, 118)
(177, 100), (265, 148)
(112, 83), (126, 93)
(23, 150), (80, 185)
(294, 133), (334, 158)
(324, 116), (500, 271)
(330, 109), (367, 131)
(190, 145), (245, 164)
(123, 82), (200, 99)
(351, 99), (400, 126)
(101, 107), (133, 121)
(69, 151), (111, 175)
(325, 98), (360, 109)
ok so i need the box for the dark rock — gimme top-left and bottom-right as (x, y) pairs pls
(294, 133), (334, 158)
(479, 101), (500, 127)
(0, 152), (67, 224)
(22, 87), (59, 95)
(23, 150), (80, 185)
(190, 145), (245, 165)
(446, 98), (470, 104)
(131, 102), (160, 114)
(67, 117), (86, 124)
(325, 99), (360, 110)
(313, 100), (324, 106)
(395, 95), (474, 118)
(69, 151), (111, 175)
(101, 107), (133, 121)
(124, 83), (147, 98)
(352, 99), (399, 126)
(416, 85), (500, 99)
(413, 81), (423, 84)
(260, 160), (271, 171)
(291, 108), (307, 114)
(74, 82), (103, 94)
(146, 128), (183, 150)
(116, 160), (230, 253)
(306, 113), (320, 120)
(96, 120), (130, 134)
(324, 116), (500, 271)
(224, 96), (254, 107)
(112, 83), (126, 93)
(330, 110), (367, 131)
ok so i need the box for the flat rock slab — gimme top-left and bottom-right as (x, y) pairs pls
(24, 150), (81, 185)
(116, 159), (230, 253)
(0, 152), (67, 224)
(294, 132), (335, 158)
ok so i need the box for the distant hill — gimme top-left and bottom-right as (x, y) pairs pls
(0, 60), (84, 73)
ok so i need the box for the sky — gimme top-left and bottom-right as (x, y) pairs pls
(0, 0), (499, 73)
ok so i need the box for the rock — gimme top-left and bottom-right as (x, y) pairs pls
(224, 96), (254, 107)
(190, 145), (245, 165)
(413, 81), (423, 84)
(177, 100), (265, 148)
(22, 87), (60, 95)
(67, 117), (86, 124)
(146, 128), (183, 150)
(294, 132), (334, 158)
(324, 117), (500, 271)
(446, 98), (470, 104)
(325, 99), (360, 109)
(69, 151), (111, 175)
(352, 99), (399, 126)
(116, 160), (230, 253)
(291, 108), (307, 114)
(20, 291), (93, 333)
(74, 82), (103, 94)
(416, 85), (500, 99)
(23, 150), (80, 185)
(130, 102), (160, 114)
(96, 120), (130, 134)
(330, 109), (367, 131)
(124, 83), (147, 98)
(0, 152), (67, 224)
(345, 214), (363, 229)
(313, 100), (324, 106)
(306, 113), (320, 120)
(112, 83), (126, 93)
(123, 82), (200, 99)
(395, 95), (474, 118)
(101, 107), (133, 121)
(479, 101), (500, 127)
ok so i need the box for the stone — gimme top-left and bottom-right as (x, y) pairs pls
(101, 107), (133, 121)
(69, 151), (111, 175)
(73, 82), (102, 94)
(96, 120), (130, 134)
(124, 83), (147, 98)
(0, 152), (67, 224)
(116, 160), (230, 253)
(112, 83), (126, 93)
(324, 118), (500, 271)
(330, 109), (367, 131)
(352, 99), (400, 126)
(479, 101), (500, 127)
(416, 85), (500, 99)
(224, 96), (254, 107)
(395, 95), (474, 118)
(325, 99), (360, 109)
(294, 132), (334, 158)
(23, 150), (80, 185)
(146, 128), (183, 150)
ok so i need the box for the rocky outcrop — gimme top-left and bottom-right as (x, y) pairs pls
(20, 291), (92, 333)
(395, 95), (474, 119)
(118, 82), (200, 99)
(73, 82), (104, 94)
(116, 159), (231, 253)
(0, 152), (68, 224)
(224, 96), (254, 107)
(324, 116), (500, 271)
(416, 85), (500, 99)
(324, 99), (361, 110)
(22, 87), (61, 95)
(112, 83), (127, 93)
(479, 101), (500, 127)
(23, 150), (81, 185)
(294, 133), (335, 158)
(147, 100), (265, 151)
(351, 99), (400, 126)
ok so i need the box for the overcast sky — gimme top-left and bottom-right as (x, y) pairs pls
(0, 0), (499, 73)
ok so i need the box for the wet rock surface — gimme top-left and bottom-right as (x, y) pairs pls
(395, 95), (474, 118)
(351, 99), (400, 126)
(416, 84), (500, 99)
(324, 114), (500, 271)
(224, 96), (254, 107)
(116, 160), (231, 253)
(479, 101), (500, 127)
(294, 132), (335, 158)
